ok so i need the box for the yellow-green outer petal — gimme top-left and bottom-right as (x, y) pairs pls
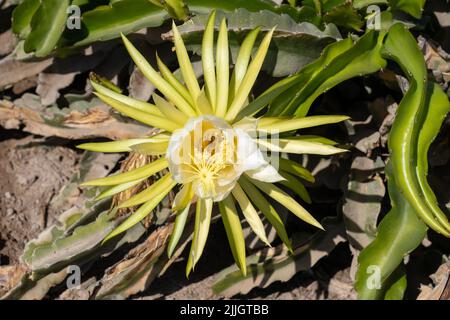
(258, 115), (349, 133)
(279, 158), (315, 183)
(232, 184), (270, 245)
(95, 179), (144, 201)
(103, 183), (175, 243)
(167, 203), (191, 258)
(278, 171), (312, 204)
(172, 22), (201, 104)
(257, 117), (285, 127)
(226, 28), (275, 121)
(196, 88), (214, 115)
(215, 19), (229, 118)
(118, 173), (176, 208)
(95, 92), (180, 132)
(153, 93), (188, 125)
(239, 177), (293, 252)
(249, 177), (324, 230)
(130, 141), (169, 156)
(257, 139), (347, 155)
(77, 139), (161, 153)
(219, 195), (247, 275)
(81, 157), (168, 186)
(156, 54), (195, 106)
(186, 198), (213, 276)
(173, 183), (194, 212)
(288, 135), (337, 145)
(121, 34), (196, 117)
(91, 81), (162, 116)
(202, 10), (217, 111)
(230, 28), (260, 98)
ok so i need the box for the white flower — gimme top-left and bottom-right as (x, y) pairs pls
(167, 115), (284, 201)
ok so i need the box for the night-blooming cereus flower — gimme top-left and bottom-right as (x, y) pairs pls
(78, 11), (348, 276)
(167, 115), (284, 202)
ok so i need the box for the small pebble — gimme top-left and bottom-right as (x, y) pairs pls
(5, 192), (11, 199)
(17, 175), (27, 185)
(6, 208), (14, 215)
